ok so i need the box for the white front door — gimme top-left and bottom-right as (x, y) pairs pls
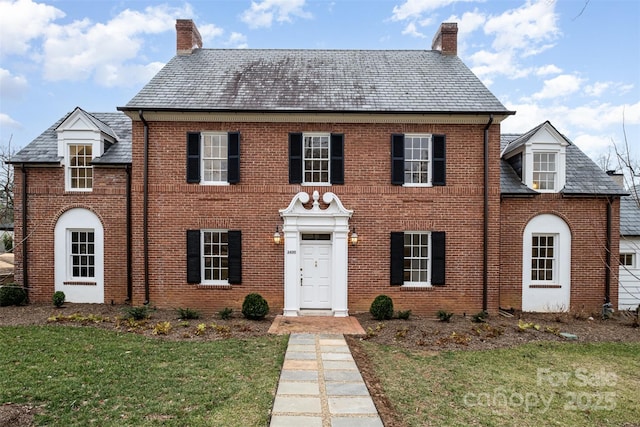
(300, 238), (332, 309)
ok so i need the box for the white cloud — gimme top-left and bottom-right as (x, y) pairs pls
(226, 32), (249, 49)
(532, 74), (584, 100)
(535, 64), (562, 76)
(94, 61), (165, 88)
(240, 0), (311, 29)
(198, 23), (225, 44)
(0, 0), (64, 57)
(0, 67), (28, 99)
(40, 4), (193, 85)
(584, 81), (635, 98)
(0, 112), (22, 129)
(402, 22), (426, 38)
(391, 0), (474, 21)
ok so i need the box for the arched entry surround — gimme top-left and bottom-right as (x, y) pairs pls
(280, 191), (353, 317)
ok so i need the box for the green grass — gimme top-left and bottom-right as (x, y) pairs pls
(360, 341), (640, 427)
(0, 326), (288, 426)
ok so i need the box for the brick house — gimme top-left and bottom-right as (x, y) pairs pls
(9, 20), (625, 316)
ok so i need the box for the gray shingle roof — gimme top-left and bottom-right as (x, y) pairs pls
(122, 49), (512, 113)
(500, 128), (627, 196)
(621, 189), (640, 236)
(9, 111), (131, 164)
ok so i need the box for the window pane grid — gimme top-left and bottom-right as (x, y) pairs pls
(404, 135), (431, 184)
(303, 135), (329, 183)
(70, 231), (95, 278)
(69, 145), (93, 189)
(202, 134), (228, 182)
(404, 232), (430, 283)
(620, 253), (634, 267)
(202, 231), (228, 282)
(533, 153), (556, 190)
(531, 234), (555, 281)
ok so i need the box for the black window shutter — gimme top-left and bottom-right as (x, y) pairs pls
(432, 135), (446, 186)
(186, 132), (201, 183)
(228, 132), (240, 184)
(391, 134), (405, 185)
(228, 230), (242, 284)
(330, 133), (344, 185)
(431, 231), (446, 286)
(390, 232), (405, 285)
(186, 230), (201, 283)
(289, 133), (303, 184)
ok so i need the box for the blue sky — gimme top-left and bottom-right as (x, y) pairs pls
(1, 0), (639, 169)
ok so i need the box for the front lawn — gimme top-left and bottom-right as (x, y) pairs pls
(359, 341), (640, 427)
(0, 326), (288, 426)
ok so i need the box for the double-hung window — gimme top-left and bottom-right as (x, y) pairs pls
(390, 231), (446, 286)
(69, 230), (95, 278)
(202, 133), (228, 183)
(531, 234), (556, 282)
(68, 144), (93, 190)
(289, 132), (344, 185)
(187, 132), (240, 184)
(532, 152), (556, 191)
(391, 134), (445, 186)
(187, 229), (242, 285)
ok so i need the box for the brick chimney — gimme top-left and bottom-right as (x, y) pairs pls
(176, 19), (202, 55)
(431, 22), (458, 55)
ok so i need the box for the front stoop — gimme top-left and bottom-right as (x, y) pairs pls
(268, 315), (366, 335)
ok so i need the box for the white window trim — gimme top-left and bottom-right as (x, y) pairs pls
(200, 229), (229, 286)
(67, 229), (96, 280)
(302, 132), (331, 186)
(200, 132), (230, 186)
(403, 231), (433, 287)
(65, 143), (94, 192)
(531, 151), (558, 192)
(530, 233), (558, 284)
(403, 134), (433, 188)
(620, 252), (636, 268)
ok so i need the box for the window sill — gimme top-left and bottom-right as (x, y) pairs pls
(400, 284), (434, 291)
(63, 281), (96, 286)
(199, 182), (230, 186)
(301, 182), (331, 187)
(64, 189), (93, 194)
(529, 284), (562, 289)
(402, 183), (433, 188)
(195, 284), (232, 290)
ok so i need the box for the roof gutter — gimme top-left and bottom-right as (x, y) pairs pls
(483, 114), (494, 313)
(139, 110), (150, 305)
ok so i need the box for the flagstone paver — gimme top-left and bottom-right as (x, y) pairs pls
(270, 333), (382, 427)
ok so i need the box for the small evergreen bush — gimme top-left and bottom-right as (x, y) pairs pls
(242, 293), (269, 320)
(436, 310), (453, 322)
(52, 291), (65, 308)
(218, 307), (233, 320)
(2, 234), (13, 252)
(123, 305), (151, 320)
(370, 295), (394, 320)
(472, 311), (488, 323)
(0, 284), (27, 307)
(397, 309), (412, 320)
(176, 307), (200, 320)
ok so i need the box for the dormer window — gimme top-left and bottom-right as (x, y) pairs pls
(501, 121), (568, 194)
(56, 107), (119, 193)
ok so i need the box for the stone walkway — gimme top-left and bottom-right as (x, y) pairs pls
(270, 333), (383, 427)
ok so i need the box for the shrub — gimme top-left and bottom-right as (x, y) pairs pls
(52, 291), (65, 308)
(242, 293), (269, 320)
(123, 305), (151, 320)
(471, 311), (488, 323)
(218, 307), (233, 320)
(153, 321), (172, 335)
(0, 284), (27, 307)
(370, 295), (394, 320)
(176, 307), (200, 320)
(397, 309), (412, 320)
(436, 310), (453, 322)
(2, 233), (12, 252)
